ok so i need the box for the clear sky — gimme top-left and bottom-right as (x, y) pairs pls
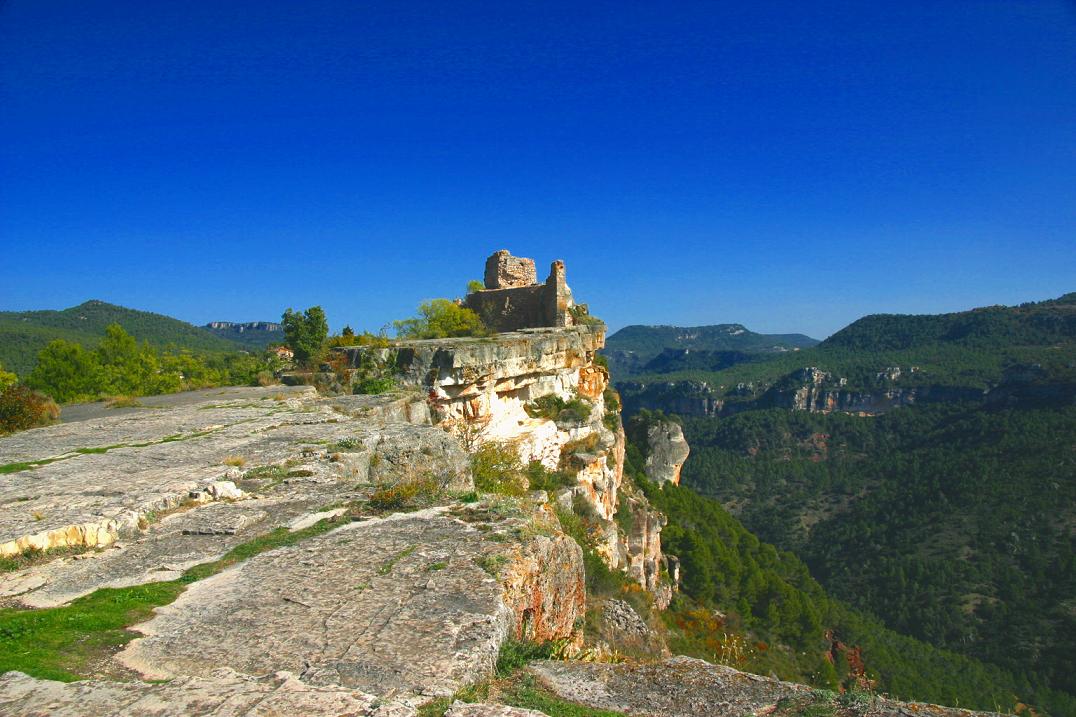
(2, 1), (1074, 339)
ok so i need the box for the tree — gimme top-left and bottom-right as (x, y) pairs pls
(282, 306), (329, 364)
(394, 299), (488, 339)
(27, 340), (103, 402)
(95, 323), (158, 395)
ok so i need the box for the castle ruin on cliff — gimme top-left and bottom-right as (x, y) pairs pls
(463, 249), (588, 332)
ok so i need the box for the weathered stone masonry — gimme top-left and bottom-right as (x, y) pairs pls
(463, 250), (581, 333)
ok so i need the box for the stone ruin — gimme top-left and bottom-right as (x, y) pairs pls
(463, 249), (586, 333)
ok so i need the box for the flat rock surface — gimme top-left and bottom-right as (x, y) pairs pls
(529, 657), (1006, 717)
(0, 668), (416, 717)
(117, 509), (519, 700)
(0, 386), (456, 564)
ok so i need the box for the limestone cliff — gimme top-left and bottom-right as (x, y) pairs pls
(620, 367), (987, 417)
(337, 325), (671, 604)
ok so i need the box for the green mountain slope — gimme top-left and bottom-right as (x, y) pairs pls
(623, 437), (1075, 715)
(618, 293), (1076, 414)
(603, 324), (818, 376)
(614, 293), (1076, 708)
(0, 301), (246, 375)
(680, 404), (1076, 698)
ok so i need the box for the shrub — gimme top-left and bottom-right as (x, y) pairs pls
(27, 339), (102, 402)
(472, 442), (528, 496)
(0, 363), (16, 391)
(525, 393), (593, 426)
(350, 350), (398, 395)
(355, 377), (395, 394)
(394, 299), (489, 339)
(525, 461), (575, 493)
(0, 385), (60, 435)
(569, 305), (603, 326)
(368, 475), (441, 511)
(466, 279), (485, 294)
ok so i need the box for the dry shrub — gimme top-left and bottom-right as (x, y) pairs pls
(0, 385), (60, 435)
(368, 474), (441, 511)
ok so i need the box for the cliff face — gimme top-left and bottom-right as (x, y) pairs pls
(620, 369), (987, 418)
(339, 325), (671, 602)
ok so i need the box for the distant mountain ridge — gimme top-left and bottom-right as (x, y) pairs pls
(822, 292), (1076, 352)
(603, 323), (819, 376)
(0, 300), (251, 375)
(204, 321), (283, 349)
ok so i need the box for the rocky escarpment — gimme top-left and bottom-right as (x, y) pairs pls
(619, 368), (987, 418)
(527, 656), (1006, 717)
(338, 325), (673, 604)
(0, 384), (586, 713)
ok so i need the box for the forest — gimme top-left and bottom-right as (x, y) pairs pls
(623, 420), (1076, 715)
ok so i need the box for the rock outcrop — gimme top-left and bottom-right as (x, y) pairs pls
(528, 656), (1006, 717)
(339, 325), (669, 601)
(0, 383), (586, 711)
(117, 507), (581, 700)
(0, 669), (416, 717)
(619, 369), (987, 418)
(641, 419), (689, 486)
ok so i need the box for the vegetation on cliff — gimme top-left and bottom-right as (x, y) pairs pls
(394, 298), (489, 339)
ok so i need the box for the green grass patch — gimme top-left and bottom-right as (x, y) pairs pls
(0, 515), (343, 681)
(0, 545), (97, 574)
(498, 673), (627, 716)
(0, 456), (66, 474)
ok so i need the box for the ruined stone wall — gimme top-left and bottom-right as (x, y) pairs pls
(463, 254), (576, 333)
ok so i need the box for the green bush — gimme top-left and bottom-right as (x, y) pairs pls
(24, 323), (280, 403)
(0, 385), (60, 435)
(394, 299), (489, 339)
(472, 442), (527, 496)
(525, 394), (593, 425)
(354, 376), (395, 394)
(525, 461), (575, 493)
(496, 639), (556, 676)
(0, 363), (16, 391)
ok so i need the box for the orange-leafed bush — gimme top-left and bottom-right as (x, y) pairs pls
(0, 385), (61, 435)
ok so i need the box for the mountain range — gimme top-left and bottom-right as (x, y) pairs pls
(602, 323), (818, 377)
(0, 301), (281, 375)
(609, 293), (1076, 709)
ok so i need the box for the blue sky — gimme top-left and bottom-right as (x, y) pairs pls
(2, 1), (1074, 339)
